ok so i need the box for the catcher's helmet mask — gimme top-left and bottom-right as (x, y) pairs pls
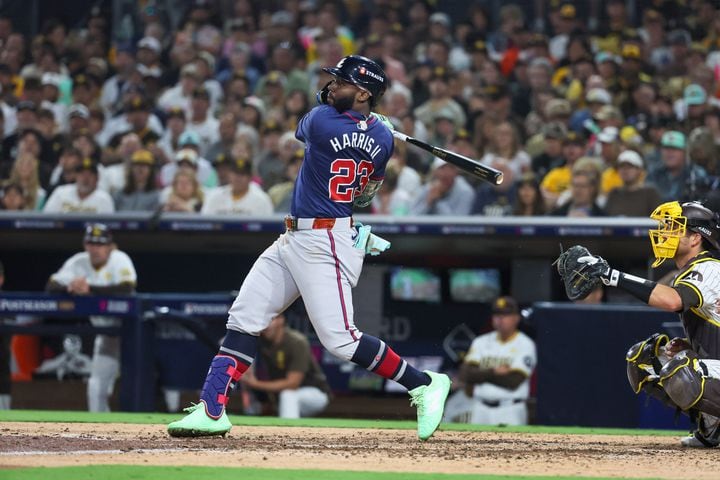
(323, 55), (387, 107)
(649, 200), (720, 266)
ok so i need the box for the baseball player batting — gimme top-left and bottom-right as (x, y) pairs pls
(168, 55), (451, 440)
(555, 200), (720, 447)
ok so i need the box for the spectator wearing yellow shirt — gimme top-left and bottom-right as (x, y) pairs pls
(540, 131), (587, 210)
(595, 127), (623, 195)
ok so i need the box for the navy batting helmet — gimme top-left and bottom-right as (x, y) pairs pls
(322, 55), (387, 106)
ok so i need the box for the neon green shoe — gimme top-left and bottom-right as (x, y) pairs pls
(167, 402), (232, 437)
(409, 371), (451, 441)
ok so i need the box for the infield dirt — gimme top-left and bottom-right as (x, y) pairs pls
(0, 422), (717, 479)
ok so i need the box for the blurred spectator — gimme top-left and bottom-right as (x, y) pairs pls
(99, 44), (137, 117)
(604, 150), (661, 217)
(211, 152), (234, 187)
(268, 148), (303, 214)
(530, 122), (567, 180)
(7, 152), (45, 210)
(646, 130), (708, 203)
(43, 158), (114, 213)
(113, 149), (160, 212)
(255, 121), (287, 190)
(159, 63), (200, 116)
(48, 147), (82, 195)
(411, 158), (475, 215)
(0, 182), (26, 210)
(550, 169), (606, 217)
(103, 96), (162, 151)
(205, 112), (238, 165)
(201, 157), (272, 215)
(157, 106), (187, 162)
(414, 66), (466, 132)
(480, 121), (530, 185)
(512, 173), (546, 216)
(371, 161), (413, 216)
(688, 126), (719, 177)
(159, 133), (217, 188)
(162, 169), (203, 213)
(540, 131), (588, 210)
(185, 86), (219, 157)
(595, 127), (624, 195)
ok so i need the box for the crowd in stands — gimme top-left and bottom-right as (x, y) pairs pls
(0, 0), (719, 218)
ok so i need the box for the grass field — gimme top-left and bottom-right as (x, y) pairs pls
(0, 410), (695, 480)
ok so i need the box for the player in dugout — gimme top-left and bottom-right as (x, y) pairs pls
(46, 223), (137, 412)
(459, 296), (536, 426)
(168, 55), (451, 441)
(241, 312), (331, 418)
(555, 199), (720, 447)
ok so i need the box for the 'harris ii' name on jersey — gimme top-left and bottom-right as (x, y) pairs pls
(293, 105), (394, 219)
(329, 132), (383, 160)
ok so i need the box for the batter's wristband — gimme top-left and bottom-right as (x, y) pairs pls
(616, 271), (657, 304)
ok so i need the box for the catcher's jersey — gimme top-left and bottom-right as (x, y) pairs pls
(292, 105), (393, 219)
(464, 330), (536, 401)
(672, 251), (720, 359)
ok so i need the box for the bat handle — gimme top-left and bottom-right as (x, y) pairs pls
(391, 130), (408, 142)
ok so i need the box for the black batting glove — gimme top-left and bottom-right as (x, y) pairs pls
(316, 81), (332, 105)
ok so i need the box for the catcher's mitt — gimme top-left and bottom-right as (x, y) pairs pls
(554, 245), (609, 301)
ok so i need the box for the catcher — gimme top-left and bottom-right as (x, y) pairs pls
(556, 200), (720, 448)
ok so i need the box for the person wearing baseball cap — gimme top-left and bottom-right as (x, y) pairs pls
(114, 149), (160, 212)
(159, 130), (218, 188)
(605, 150), (661, 216)
(43, 157), (115, 213)
(201, 156), (273, 215)
(458, 295), (536, 425)
(683, 84), (708, 129)
(646, 131), (709, 202)
(46, 222), (137, 412)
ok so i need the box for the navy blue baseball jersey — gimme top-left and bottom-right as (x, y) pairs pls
(292, 105), (394, 218)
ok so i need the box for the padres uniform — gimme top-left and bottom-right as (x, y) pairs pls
(43, 183), (115, 213)
(49, 242), (136, 412)
(464, 330), (536, 425)
(257, 327), (331, 418)
(201, 183), (274, 215)
(671, 251), (720, 369)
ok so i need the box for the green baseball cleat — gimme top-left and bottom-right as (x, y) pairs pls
(409, 371), (451, 441)
(167, 403), (232, 437)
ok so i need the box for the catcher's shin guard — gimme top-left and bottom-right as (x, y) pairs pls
(626, 333), (678, 409)
(660, 351), (720, 417)
(199, 355), (248, 419)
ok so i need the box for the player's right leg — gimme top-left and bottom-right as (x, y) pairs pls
(87, 335), (120, 413)
(283, 229), (450, 440)
(168, 239), (300, 437)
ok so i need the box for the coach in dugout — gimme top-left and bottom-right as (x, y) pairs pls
(46, 223), (137, 412)
(459, 296), (537, 426)
(240, 312), (331, 419)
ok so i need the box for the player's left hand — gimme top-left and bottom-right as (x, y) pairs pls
(493, 365), (511, 375)
(554, 245), (611, 301)
(373, 113), (394, 130)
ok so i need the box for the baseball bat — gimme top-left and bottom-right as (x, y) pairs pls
(391, 130), (504, 185)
